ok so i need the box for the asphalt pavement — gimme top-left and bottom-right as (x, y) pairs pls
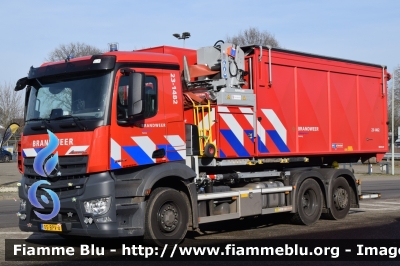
(2, 161), (400, 265)
(0, 162), (20, 200)
(0, 162), (21, 184)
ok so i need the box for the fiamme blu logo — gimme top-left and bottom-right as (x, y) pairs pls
(27, 130), (61, 221)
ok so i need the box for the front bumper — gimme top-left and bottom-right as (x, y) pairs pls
(18, 171), (146, 237)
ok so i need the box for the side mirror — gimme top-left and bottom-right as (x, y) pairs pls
(127, 72), (145, 117)
(15, 77), (28, 91)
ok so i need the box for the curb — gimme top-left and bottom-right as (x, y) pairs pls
(0, 186), (18, 192)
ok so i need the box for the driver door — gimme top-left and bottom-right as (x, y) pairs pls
(109, 68), (167, 169)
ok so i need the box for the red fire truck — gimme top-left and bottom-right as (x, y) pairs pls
(15, 41), (389, 245)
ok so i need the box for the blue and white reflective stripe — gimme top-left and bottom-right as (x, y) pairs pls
(267, 130), (290, 152)
(220, 130), (250, 157)
(257, 121), (269, 153)
(23, 148), (38, 157)
(131, 136), (157, 164)
(243, 113), (254, 130)
(164, 135), (186, 159)
(23, 148), (43, 157)
(123, 146), (154, 165)
(114, 135), (186, 166)
(220, 113), (244, 145)
(110, 138), (122, 168)
(262, 109), (287, 145)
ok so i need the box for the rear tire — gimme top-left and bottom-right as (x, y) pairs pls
(4, 155), (10, 163)
(291, 179), (322, 225)
(325, 177), (350, 220)
(144, 187), (189, 246)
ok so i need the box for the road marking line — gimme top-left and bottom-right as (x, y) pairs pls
(357, 208), (396, 211)
(0, 232), (32, 234)
(359, 203), (392, 206)
(359, 206), (400, 210)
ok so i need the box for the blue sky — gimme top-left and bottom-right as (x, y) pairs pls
(1, 0), (399, 84)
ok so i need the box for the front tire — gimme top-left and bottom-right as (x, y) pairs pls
(326, 177), (351, 220)
(291, 178), (322, 225)
(4, 155), (10, 163)
(144, 187), (189, 246)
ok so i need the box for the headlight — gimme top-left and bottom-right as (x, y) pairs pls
(84, 197), (111, 215)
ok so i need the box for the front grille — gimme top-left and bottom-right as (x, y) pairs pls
(30, 185), (84, 199)
(24, 156), (88, 178)
(25, 160), (89, 199)
(26, 174), (87, 181)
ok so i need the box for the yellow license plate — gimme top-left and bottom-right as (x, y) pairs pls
(41, 223), (62, 232)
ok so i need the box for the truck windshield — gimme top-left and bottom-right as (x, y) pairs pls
(26, 72), (111, 121)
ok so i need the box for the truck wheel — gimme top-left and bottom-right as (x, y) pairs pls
(144, 187), (189, 246)
(326, 177), (350, 220)
(291, 179), (322, 225)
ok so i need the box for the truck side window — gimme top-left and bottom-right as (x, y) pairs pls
(117, 75), (158, 119)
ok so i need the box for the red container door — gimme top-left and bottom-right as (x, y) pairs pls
(329, 72), (359, 152)
(358, 75), (387, 151)
(296, 68), (330, 153)
(255, 62), (296, 156)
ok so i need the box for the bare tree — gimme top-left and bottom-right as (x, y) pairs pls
(46, 42), (104, 62)
(388, 66), (400, 141)
(0, 82), (24, 134)
(226, 27), (280, 47)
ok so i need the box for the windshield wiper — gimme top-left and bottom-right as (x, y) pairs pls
(25, 118), (49, 122)
(53, 115), (87, 131)
(26, 118), (53, 131)
(53, 115), (85, 121)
